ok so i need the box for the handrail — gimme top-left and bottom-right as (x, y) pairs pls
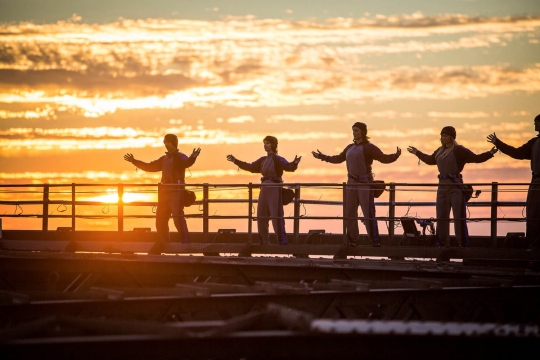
(0, 182), (536, 187)
(0, 182), (532, 246)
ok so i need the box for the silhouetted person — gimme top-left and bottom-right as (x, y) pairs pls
(227, 136), (301, 245)
(487, 115), (540, 250)
(409, 126), (497, 247)
(124, 134), (201, 243)
(312, 122), (401, 247)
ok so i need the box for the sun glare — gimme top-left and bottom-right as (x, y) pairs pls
(90, 189), (155, 203)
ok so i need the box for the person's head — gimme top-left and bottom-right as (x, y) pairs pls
(535, 114), (540, 132)
(163, 134), (178, 152)
(263, 135), (278, 153)
(440, 126), (456, 147)
(352, 122), (369, 142)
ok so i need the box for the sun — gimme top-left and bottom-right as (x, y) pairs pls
(90, 189), (154, 203)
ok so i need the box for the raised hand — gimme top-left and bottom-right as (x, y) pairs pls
(293, 155), (302, 164)
(407, 146), (418, 155)
(191, 147), (201, 158)
(490, 146), (498, 155)
(226, 154), (237, 163)
(311, 149), (325, 159)
(487, 133), (498, 145)
(124, 153), (135, 163)
(396, 147), (402, 158)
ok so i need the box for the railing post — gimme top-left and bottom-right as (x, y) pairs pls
(342, 182), (347, 244)
(71, 183), (76, 231)
(293, 185), (301, 244)
(203, 183), (209, 243)
(491, 182), (498, 247)
(389, 182), (396, 244)
(42, 184), (49, 231)
(248, 183), (253, 244)
(118, 184), (124, 232)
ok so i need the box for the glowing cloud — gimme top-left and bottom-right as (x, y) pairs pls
(0, 14), (539, 117)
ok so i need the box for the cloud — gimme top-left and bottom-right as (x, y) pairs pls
(266, 114), (338, 122)
(510, 111), (531, 117)
(0, 126), (155, 139)
(459, 121), (535, 132)
(0, 14), (538, 116)
(1, 15), (538, 76)
(0, 69), (198, 96)
(2, 13), (539, 37)
(0, 105), (56, 119)
(0, 125), (349, 155)
(2, 64), (540, 117)
(227, 115), (255, 123)
(369, 128), (439, 138)
(427, 111), (493, 119)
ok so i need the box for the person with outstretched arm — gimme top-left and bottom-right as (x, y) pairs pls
(487, 114), (540, 250)
(124, 134), (201, 243)
(227, 136), (301, 245)
(408, 126), (497, 247)
(312, 122), (401, 247)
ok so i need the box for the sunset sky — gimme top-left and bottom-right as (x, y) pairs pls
(1, 0), (539, 234)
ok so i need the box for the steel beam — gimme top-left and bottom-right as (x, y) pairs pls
(0, 287), (539, 327)
(2, 240), (540, 261)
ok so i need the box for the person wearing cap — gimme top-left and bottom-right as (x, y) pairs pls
(124, 134), (201, 243)
(408, 126), (497, 247)
(312, 122), (401, 247)
(226, 136), (301, 245)
(487, 115), (540, 251)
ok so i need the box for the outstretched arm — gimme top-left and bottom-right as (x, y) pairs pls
(124, 153), (163, 172)
(312, 146), (349, 164)
(185, 147), (201, 168)
(279, 155), (302, 172)
(408, 147), (437, 165)
(226, 155), (264, 173)
(462, 146), (496, 164)
(488, 132), (534, 160)
(367, 144), (401, 164)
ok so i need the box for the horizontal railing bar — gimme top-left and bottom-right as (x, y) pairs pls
(0, 182), (536, 188)
(0, 200), (527, 207)
(0, 214), (529, 222)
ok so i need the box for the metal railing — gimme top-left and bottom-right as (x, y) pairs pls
(0, 182), (531, 245)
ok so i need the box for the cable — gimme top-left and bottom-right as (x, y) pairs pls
(14, 204), (23, 215)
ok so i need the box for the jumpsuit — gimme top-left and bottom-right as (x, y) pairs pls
(318, 141), (398, 245)
(528, 139), (540, 247)
(436, 151), (469, 247)
(132, 151), (195, 243)
(234, 154), (298, 245)
(496, 136), (540, 248)
(258, 156), (287, 245)
(345, 144), (380, 245)
(156, 184), (188, 243)
(416, 145), (494, 247)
